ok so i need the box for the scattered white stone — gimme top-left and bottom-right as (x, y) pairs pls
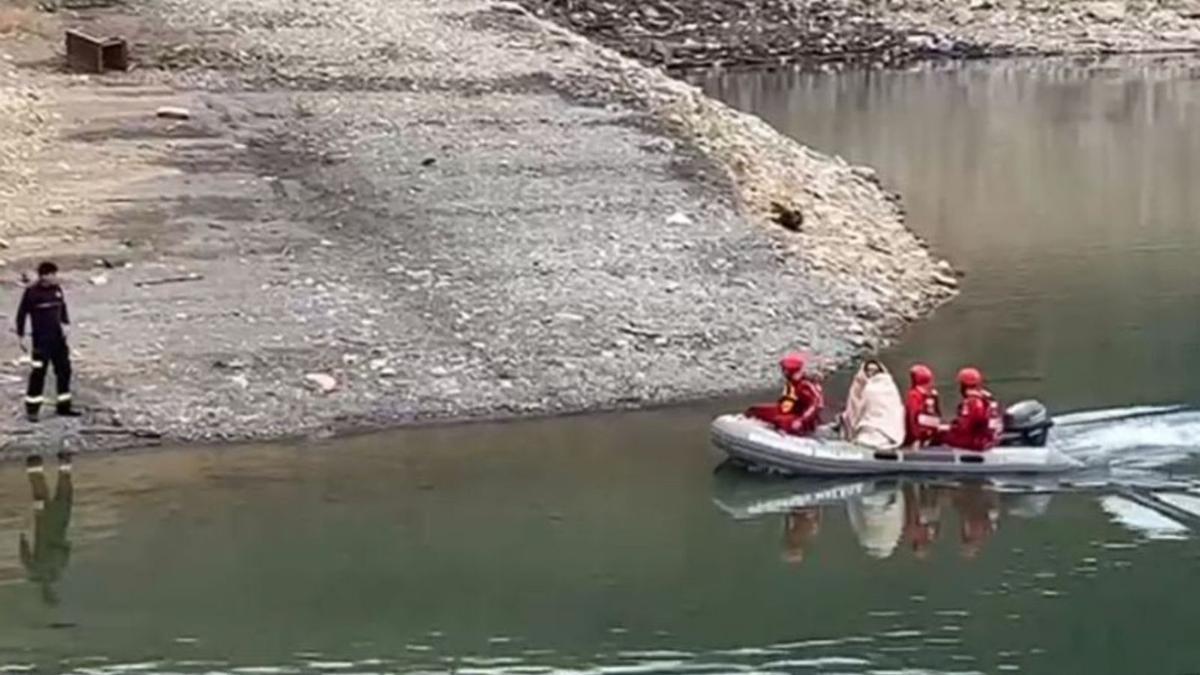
(156, 106), (191, 120)
(665, 211), (693, 226)
(304, 373), (338, 393)
(90, 274), (109, 286)
(1085, 1), (1126, 23)
(46, 204), (64, 215)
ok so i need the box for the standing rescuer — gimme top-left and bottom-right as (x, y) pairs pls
(16, 262), (79, 421)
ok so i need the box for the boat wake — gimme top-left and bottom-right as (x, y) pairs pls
(1049, 404), (1200, 477)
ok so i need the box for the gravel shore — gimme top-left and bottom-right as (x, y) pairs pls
(0, 0), (955, 456)
(518, 0), (1200, 71)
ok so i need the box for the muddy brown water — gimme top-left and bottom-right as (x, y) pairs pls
(4, 57), (1200, 674)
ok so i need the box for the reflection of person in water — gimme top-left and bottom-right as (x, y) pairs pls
(902, 482), (945, 560)
(20, 452), (73, 605)
(952, 482), (999, 559)
(846, 486), (904, 559)
(781, 507), (822, 564)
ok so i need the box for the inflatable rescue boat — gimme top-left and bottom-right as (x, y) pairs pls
(712, 400), (1081, 476)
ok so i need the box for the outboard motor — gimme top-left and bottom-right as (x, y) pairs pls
(1000, 399), (1053, 447)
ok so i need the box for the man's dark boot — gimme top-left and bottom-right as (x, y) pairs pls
(55, 402), (81, 418)
(25, 403), (39, 423)
(56, 451), (74, 472)
(25, 454), (43, 473)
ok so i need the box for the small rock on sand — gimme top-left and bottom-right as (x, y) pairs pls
(1084, 1), (1127, 23)
(304, 373), (339, 393)
(665, 211), (692, 226)
(156, 106), (192, 120)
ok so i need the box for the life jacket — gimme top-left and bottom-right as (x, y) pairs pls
(905, 385), (942, 445)
(951, 388), (1003, 450)
(778, 381), (800, 414)
(778, 377), (823, 433)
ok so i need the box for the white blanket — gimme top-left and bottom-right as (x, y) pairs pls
(840, 362), (906, 450)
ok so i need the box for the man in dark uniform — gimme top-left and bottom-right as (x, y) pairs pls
(16, 261), (79, 421)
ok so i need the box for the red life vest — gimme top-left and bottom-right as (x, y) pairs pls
(778, 377), (823, 434)
(905, 385), (941, 446)
(947, 388), (1003, 451)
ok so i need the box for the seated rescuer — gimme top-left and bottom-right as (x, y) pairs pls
(904, 364), (942, 448)
(943, 367), (1003, 451)
(746, 352), (824, 436)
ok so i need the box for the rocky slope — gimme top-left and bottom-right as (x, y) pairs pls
(517, 0), (1200, 70)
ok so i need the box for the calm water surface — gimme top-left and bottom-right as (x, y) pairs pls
(698, 56), (1200, 411)
(5, 57), (1200, 674)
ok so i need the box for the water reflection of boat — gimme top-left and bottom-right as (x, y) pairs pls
(713, 472), (1046, 562)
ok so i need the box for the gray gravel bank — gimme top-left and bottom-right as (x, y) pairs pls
(0, 0), (954, 455)
(517, 0), (1200, 71)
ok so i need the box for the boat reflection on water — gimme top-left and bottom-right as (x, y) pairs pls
(715, 471), (1063, 563)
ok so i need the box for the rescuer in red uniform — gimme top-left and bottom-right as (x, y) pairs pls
(746, 352), (824, 436)
(904, 364), (942, 448)
(944, 367), (1003, 451)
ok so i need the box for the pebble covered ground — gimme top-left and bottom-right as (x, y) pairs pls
(518, 0), (1200, 71)
(0, 0), (959, 454)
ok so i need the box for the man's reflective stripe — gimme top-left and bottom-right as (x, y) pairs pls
(917, 414), (940, 427)
(29, 360), (44, 369)
(24, 396), (44, 404)
(56, 393), (71, 402)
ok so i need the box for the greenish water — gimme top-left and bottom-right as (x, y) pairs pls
(698, 56), (1200, 411)
(3, 410), (1200, 674)
(6, 57), (1200, 674)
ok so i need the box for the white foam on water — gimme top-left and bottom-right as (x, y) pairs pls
(879, 630), (923, 639)
(765, 638), (843, 650)
(709, 648), (782, 657)
(458, 658), (524, 667)
(1055, 405), (1186, 427)
(1099, 495), (1190, 540)
(591, 660), (688, 674)
(868, 669), (985, 675)
(613, 652), (694, 660)
(1042, 406), (1200, 478)
(1154, 492), (1200, 518)
(760, 656), (871, 668)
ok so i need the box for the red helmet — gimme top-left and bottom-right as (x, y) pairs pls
(780, 352), (806, 376)
(910, 364), (934, 387)
(957, 367), (983, 389)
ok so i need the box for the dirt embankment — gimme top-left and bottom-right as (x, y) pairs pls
(518, 0), (1200, 70)
(0, 0), (955, 457)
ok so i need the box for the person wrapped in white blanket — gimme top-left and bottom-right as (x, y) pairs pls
(838, 359), (906, 450)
